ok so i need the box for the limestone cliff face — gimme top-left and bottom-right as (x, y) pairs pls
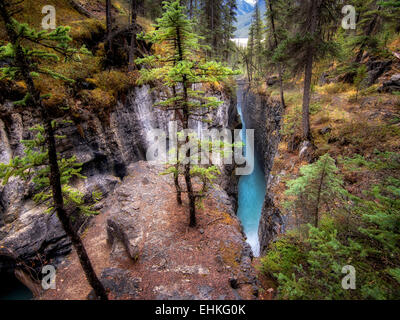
(0, 85), (239, 276)
(241, 88), (285, 255)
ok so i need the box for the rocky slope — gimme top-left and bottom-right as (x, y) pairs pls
(0, 84), (240, 292)
(241, 87), (285, 255)
(41, 161), (258, 300)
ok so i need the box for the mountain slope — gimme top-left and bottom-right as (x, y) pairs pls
(234, 0), (266, 38)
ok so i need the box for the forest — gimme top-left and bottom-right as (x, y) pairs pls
(0, 0), (399, 302)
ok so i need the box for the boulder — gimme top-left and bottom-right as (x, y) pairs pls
(379, 73), (400, 93)
(106, 203), (143, 261)
(0, 202), (71, 274)
(366, 59), (392, 86)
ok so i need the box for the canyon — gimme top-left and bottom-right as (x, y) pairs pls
(0, 81), (283, 299)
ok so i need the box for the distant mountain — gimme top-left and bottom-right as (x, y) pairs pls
(234, 0), (266, 38)
(236, 0), (255, 16)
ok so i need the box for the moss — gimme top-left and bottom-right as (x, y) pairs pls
(318, 82), (352, 95)
(219, 242), (241, 269)
(79, 88), (115, 110)
(69, 18), (106, 45)
(55, 55), (102, 82)
(91, 70), (137, 98)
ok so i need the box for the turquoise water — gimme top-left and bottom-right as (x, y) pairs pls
(236, 85), (266, 257)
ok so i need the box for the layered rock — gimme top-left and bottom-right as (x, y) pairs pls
(0, 84), (240, 282)
(241, 88), (285, 255)
(379, 74), (400, 93)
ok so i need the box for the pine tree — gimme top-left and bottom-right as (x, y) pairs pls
(285, 154), (346, 228)
(199, 0), (224, 58)
(136, 0), (237, 227)
(247, 22), (256, 81)
(221, 0), (238, 61)
(266, 0), (285, 108)
(128, 0), (144, 71)
(0, 125), (102, 217)
(273, 0), (340, 142)
(245, 4), (264, 81)
(341, 0), (400, 82)
(252, 4), (264, 80)
(0, 0), (108, 300)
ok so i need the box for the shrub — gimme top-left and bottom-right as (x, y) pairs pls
(322, 82), (351, 95)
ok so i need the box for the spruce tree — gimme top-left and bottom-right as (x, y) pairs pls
(0, 0), (108, 299)
(285, 154), (346, 228)
(273, 0), (340, 142)
(341, 0), (400, 82)
(136, 0), (237, 227)
(199, 0), (224, 58)
(266, 0), (285, 108)
(222, 0), (238, 61)
(253, 4), (264, 79)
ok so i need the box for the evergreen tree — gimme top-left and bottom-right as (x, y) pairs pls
(0, 125), (102, 217)
(285, 154), (346, 228)
(136, 0), (237, 227)
(128, 0), (144, 71)
(247, 22), (256, 81)
(198, 0), (238, 60)
(0, 0), (108, 299)
(273, 0), (340, 142)
(341, 0), (400, 82)
(262, 162), (400, 299)
(244, 4), (264, 81)
(221, 0), (238, 61)
(251, 4), (264, 79)
(265, 0), (286, 108)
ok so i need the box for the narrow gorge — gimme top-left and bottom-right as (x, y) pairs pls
(0, 82), (269, 300)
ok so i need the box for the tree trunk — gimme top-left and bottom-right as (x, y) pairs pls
(176, 24), (197, 227)
(313, 159), (328, 228)
(128, 0), (140, 71)
(174, 172), (183, 205)
(267, 0), (285, 108)
(68, 0), (95, 18)
(43, 116), (108, 300)
(106, 0), (112, 37)
(302, 53), (313, 142)
(301, 0), (318, 142)
(106, 0), (113, 64)
(0, 2), (108, 300)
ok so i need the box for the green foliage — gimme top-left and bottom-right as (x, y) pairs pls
(136, 1), (238, 213)
(341, 151), (400, 171)
(0, 19), (90, 86)
(284, 154), (346, 227)
(262, 152), (400, 300)
(354, 64), (368, 99)
(0, 125), (101, 216)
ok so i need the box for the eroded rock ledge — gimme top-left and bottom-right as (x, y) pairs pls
(41, 161), (259, 300)
(241, 88), (285, 255)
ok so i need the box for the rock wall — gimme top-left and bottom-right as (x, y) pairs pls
(241, 88), (285, 256)
(0, 85), (239, 276)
